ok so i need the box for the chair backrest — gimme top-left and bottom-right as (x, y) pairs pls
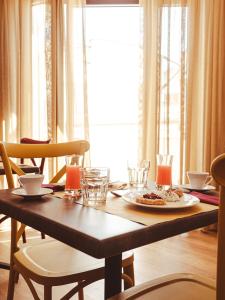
(2, 140), (90, 184)
(211, 154), (225, 300)
(0, 140), (90, 256)
(20, 137), (51, 174)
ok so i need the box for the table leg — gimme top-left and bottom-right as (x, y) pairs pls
(104, 253), (122, 299)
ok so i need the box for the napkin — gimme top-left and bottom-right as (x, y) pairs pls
(190, 191), (219, 206)
(41, 183), (65, 192)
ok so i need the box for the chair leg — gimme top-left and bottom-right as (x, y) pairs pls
(78, 284), (84, 300)
(7, 267), (16, 300)
(14, 270), (19, 283)
(41, 232), (46, 239)
(123, 263), (135, 290)
(22, 231), (26, 243)
(44, 285), (52, 300)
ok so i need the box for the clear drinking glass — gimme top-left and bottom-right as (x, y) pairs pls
(65, 154), (82, 197)
(80, 167), (110, 207)
(127, 160), (150, 189)
(156, 154), (173, 188)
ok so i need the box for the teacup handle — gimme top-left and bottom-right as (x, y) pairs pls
(205, 175), (213, 185)
(18, 178), (23, 188)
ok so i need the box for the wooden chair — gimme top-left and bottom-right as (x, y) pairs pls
(109, 154), (225, 300)
(0, 141), (135, 300)
(20, 137), (51, 174)
(1, 138), (50, 242)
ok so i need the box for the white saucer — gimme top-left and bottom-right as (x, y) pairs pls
(12, 188), (53, 198)
(179, 184), (216, 192)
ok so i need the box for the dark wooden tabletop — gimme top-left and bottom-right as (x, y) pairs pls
(0, 189), (218, 258)
(0, 189), (218, 298)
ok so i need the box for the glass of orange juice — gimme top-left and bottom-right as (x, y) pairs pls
(156, 154), (173, 189)
(65, 154), (82, 197)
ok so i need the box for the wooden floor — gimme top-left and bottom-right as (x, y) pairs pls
(0, 224), (217, 300)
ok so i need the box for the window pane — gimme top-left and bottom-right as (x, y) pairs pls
(85, 6), (142, 180)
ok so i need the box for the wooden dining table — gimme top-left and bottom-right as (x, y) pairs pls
(0, 189), (218, 299)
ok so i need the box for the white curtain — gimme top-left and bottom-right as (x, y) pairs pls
(0, 0), (89, 180)
(141, 0), (225, 184)
(0, 0), (89, 144)
(0, 0), (33, 142)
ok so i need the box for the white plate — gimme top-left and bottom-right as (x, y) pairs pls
(12, 188), (53, 198)
(179, 184), (216, 192)
(122, 192), (200, 209)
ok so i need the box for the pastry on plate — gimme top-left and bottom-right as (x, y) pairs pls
(136, 193), (166, 205)
(167, 188), (184, 198)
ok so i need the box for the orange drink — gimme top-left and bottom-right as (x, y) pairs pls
(156, 154), (173, 187)
(156, 165), (172, 186)
(65, 166), (81, 190)
(65, 154), (82, 196)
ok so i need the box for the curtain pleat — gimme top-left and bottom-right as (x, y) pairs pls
(179, 6), (186, 182)
(203, 0), (225, 171)
(140, 0), (160, 180)
(186, 0), (225, 177)
(0, 0), (35, 141)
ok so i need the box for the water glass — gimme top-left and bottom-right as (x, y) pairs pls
(156, 154), (173, 187)
(127, 160), (150, 189)
(81, 167), (110, 207)
(65, 154), (82, 196)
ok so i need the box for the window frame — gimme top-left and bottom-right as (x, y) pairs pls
(86, 0), (139, 4)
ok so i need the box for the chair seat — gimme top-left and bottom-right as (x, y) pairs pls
(14, 239), (133, 284)
(109, 273), (216, 300)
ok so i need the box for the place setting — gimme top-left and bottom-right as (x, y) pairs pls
(179, 171), (218, 206)
(11, 153), (216, 210)
(59, 153), (111, 207)
(179, 171), (215, 192)
(12, 174), (53, 198)
(121, 154), (201, 210)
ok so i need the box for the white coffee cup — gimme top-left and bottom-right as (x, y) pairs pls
(18, 174), (44, 195)
(187, 171), (212, 189)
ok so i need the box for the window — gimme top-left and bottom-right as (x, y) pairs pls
(85, 5), (142, 180)
(32, 2), (142, 181)
(31, 1), (188, 183)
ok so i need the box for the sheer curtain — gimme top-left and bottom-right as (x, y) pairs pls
(141, 0), (225, 184)
(0, 0), (33, 142)
(200, 0), (225, 171)
(0, 0), (88, 144)
(50, 0), (89, 143)
(0, 0), (88, 179)
(185, 0), (225, 177)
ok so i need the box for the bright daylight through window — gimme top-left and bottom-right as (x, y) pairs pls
(32, 2), (187, 183)
(85, 5), (142, 180)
